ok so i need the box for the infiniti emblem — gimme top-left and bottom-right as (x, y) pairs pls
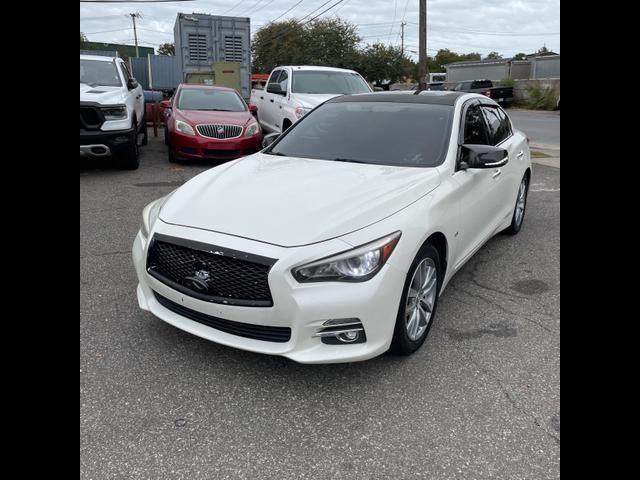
(182, 269), (211, 293)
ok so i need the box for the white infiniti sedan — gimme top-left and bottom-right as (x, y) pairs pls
(132, 91), (531, 364)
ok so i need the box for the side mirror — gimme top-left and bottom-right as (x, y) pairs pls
(127, 78), (138, 90)
(249, 104), (258, 117)
(266, 83), (286, 95)
(159, 100), (172, 109)
(459, 144), (508, 170)
(262, 132), (280, 149)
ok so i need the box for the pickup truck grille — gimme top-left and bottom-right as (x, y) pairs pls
(80, 105), (103, 131)
(196, 124), (243, 140)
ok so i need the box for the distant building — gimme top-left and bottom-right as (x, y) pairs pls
(82, 41), (155, 60)
(445, 54), (559, 82)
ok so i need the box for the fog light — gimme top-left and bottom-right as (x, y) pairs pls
(337, 331), (360, 343)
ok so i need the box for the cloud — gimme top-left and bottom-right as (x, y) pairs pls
(80, 0), (559, 58)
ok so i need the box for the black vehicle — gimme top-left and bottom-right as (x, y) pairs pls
(452, 79), (513, 107)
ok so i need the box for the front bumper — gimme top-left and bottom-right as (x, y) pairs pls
(80, 126), (135, 158)
(168, 130), (263, 161)
(132, 222), (407, 364)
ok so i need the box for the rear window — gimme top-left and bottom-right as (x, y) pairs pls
(472, 80), (493, 89)
(269, 101), (453, 167)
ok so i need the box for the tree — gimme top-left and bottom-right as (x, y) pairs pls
(158, 42), (174, 56)
(485, 51), (503, 60)
(355, 43), (413, 85)
(252, 19), (360, 73)
(537, 45), (550, 55)
(512, 52), (527, 61)
(80, 32), (89, 49)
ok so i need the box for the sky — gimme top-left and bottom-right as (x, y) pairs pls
(80, 0), (560, 61)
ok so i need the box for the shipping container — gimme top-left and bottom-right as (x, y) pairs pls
(131, 55), (181, 91)
(174, 13), (251, 100)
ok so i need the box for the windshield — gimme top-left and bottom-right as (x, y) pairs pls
(80, 59), (122, 87)
(269, 101), (453, 167)
(176, 89), (246, 111)
(291, 71), (371, 95)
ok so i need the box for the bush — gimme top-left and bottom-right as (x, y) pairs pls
(496, 78), (515, 87)
(525, 84), (557, 110)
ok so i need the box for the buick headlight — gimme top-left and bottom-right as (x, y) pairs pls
(295, 107), (311, 119)
(140, 193), (173, 239)
(175, 119), (195, 136)
(292, 231), (401, 283)
(102, 105), (127, 121)
(245, 121), (260, 137)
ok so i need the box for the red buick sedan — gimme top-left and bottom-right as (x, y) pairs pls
(163, 84), (263, 162)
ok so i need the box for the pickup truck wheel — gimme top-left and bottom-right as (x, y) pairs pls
(140, 117), (148, 146)
(116, 132), (140, 170)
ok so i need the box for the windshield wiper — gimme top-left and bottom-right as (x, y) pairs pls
(80, 81), (98, 87)
(197, 108), (235, 111)
(331, 157), (368, 164)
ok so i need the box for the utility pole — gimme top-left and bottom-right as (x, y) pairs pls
(400, 21), (407, 56)
(417, 0), (428, 91)
(129, 13), (141, 57)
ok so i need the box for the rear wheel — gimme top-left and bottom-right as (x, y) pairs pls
(390, 243), (441, 355)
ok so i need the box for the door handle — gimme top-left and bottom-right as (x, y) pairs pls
(516, 151), (524, 159)
(492, 168), (502, 178)
(270, 99), (274, 103)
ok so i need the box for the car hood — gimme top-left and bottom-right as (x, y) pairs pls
(290, 93), (343, 109)
(80, 83), (126, 104)
(176, 109), (253, 126)
(159, 153), (441, 247)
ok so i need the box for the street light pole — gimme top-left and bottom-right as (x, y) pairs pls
(130, 13), (140, 57)
(401, 21), (407, 56)
(417, 0), (428, 91)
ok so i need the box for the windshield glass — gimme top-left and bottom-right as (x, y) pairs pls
(176, 89), (246, 111)
(269, 101), (453, 167)
(80, 59), (122, 87)
(291, 71), (371, 94)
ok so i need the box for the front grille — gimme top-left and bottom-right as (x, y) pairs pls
(80, 106), (103, 131)
(204, 149), (240, 158)
(196, 123), (243, 139)
(146, 234), (275, 307)
(153, 291), (291, 342)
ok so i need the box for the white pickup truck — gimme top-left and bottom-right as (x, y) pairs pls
(80, 54), (147, 169)
(249, 65), (372, 133)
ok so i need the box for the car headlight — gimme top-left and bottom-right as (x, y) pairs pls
(295, 107), (311, 119)
(245, 121), (260, 136)
(292, 231), (401, 283)
(102, 105), (127, 121)
(140, 193), (173, 239)
(175, 119), (195, 136)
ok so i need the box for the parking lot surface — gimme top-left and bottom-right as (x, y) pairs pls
(81, 131), (559, 479)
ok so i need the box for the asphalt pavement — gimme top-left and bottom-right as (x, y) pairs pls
(80, 125), (560, 479)
(507, 109), (560, 150)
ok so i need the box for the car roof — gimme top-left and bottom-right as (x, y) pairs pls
(80, 55), (116, 62)
(276, 65), (358, 74)
(178, 83), (237, 92)
(328, 91), (468, 106)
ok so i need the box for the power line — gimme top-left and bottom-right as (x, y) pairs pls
(268, 0), (308, 24)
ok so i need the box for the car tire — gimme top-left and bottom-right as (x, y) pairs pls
(390, 243), (441, 356)
(503, 174), (529, 235)
(168, 147), (177, 163)
(116, 131), (140, 170)
(140, 117), (148, 146)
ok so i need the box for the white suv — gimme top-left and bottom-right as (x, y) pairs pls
(80, 54), (146, 169)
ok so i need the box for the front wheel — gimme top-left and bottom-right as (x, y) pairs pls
(116, 133), (139, 170)
(390, 243), (441, 356)
(503, 174), (529, 235)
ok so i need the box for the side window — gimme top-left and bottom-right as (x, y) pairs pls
(496, 107), (513, 137)
(278, 70), (289, 91)
(481, 106), (509, 145)
(463, 104), (489, 145)
(267, 70), (282, 86)
(119, 62), (132, 81)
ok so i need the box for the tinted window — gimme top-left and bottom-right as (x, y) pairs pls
(176, 89), (246, 112)
(291, 71), (371, 94)
(268, 70), (282, 85)
(495, 107), (512, 137)
(472, 80), (492, 89)
(463, 104), (488, 144)
(80, 59), (122, 87)
(120, 62), (132, 81)
(481, 106), (509, 145)
(269, 102), (453, 167)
